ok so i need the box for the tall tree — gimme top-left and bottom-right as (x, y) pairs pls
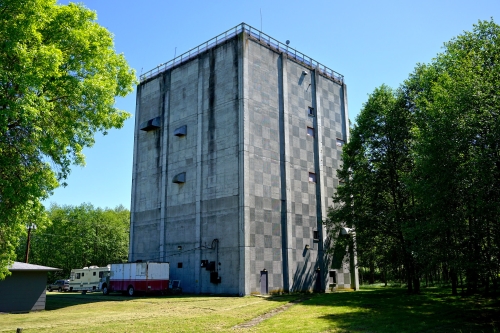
(408, 19), (500, 294)
(327, 19), (500, 295)
(326, 85), (419, 293)
(16, 203), (130, 280)
(0, 0), (136, 278)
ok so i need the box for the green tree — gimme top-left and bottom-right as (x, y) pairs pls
(16, 203), (130, 280)
(326, 85), (419, 293)
(327, 19), (500, 295)
(0, 0), (136, 278)
(407, 19), (500, 294)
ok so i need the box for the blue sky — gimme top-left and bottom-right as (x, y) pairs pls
(47, 0), (499, 209)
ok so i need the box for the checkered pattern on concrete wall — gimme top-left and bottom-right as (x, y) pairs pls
(285, 59), (321, 291)
(131, 31), (355, 295)
(243, 39), (352, 293)
(316, 75), (352, 285)
(246, 42), (283, 292)
(317, 76), (344, 210)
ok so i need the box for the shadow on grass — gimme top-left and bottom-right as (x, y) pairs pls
(45, 291), (269, 311)
(45, 292), (133, 310)
(264, 287), (500, 332)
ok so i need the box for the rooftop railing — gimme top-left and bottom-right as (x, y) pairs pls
(140, 23), (344, 84)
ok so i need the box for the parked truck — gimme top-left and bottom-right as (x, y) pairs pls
(69, 266), (110, 293)
(99, 262), (170, 296)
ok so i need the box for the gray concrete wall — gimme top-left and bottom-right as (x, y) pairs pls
(131, 38), (242, 294)
(283, 59), (320, 292)
(244, 40), (283, 294)
(131, 30), (354, 295)
(242, 37), (349, 293)
(130, 76), (163, 261)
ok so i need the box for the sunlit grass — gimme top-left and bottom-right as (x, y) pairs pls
(0, 287), (498, 332)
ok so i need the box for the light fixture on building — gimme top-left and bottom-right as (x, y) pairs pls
(305, 244), (310, 250)
(177, 246), (182, 251)
(302, 70), (308, 76)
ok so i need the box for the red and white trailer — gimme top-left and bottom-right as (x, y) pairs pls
(100, 262), (169, 296)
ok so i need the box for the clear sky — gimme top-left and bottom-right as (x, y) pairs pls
(47, 0), (499, 210)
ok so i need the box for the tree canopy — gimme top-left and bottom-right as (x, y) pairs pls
(16, 203), (130, 281)
(0, 0), (136, 279)
(326, 19), (500, 294)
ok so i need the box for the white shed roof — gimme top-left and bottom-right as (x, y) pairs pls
(9, 262), (61, 271)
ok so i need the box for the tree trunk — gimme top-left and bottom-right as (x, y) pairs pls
(369, 262), (375, 284)
(450, 268), (458, 295)
(413, 275), (421, 294)
(406, 257), (414, 294)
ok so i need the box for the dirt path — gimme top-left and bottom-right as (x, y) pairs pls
(233, 297), (309, 329)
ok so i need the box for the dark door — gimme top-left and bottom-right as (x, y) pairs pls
(260, 270), (268, 295)
(314, 268), (322, 292)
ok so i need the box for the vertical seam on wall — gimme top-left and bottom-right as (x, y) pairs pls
(129, 85), (142, 261)
(160, 73), (171, 262)
(237, 31), (247, 295)
(279, 53), (292, 292)
(311, 69), (325, 280)
(341, 83), (349, 142)
(195, 57), (203, 294)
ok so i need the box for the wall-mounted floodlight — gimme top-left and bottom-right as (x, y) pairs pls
(305, 244), (310, 250)
(177, 246), (182, 251)
(302, 70), (308, 76)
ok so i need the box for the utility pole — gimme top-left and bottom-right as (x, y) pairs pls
(24, 223), (36, 263)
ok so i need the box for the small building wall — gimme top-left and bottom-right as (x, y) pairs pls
(0, 271), (48, 312)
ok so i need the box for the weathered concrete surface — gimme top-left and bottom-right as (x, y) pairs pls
(130, 30), (356, 295)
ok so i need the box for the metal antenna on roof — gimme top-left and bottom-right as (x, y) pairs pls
(174, 47), (177, 59)
(260, 8), (262, 31)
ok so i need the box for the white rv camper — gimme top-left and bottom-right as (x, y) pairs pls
(69, 265), (110, 293)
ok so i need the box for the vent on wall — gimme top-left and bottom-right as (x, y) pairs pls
(174, 125), (187, 137)
(139, 116), (162, 131)
(172, 172), (186, 184)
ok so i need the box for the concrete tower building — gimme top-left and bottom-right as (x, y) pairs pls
(130, 23), (358, 295)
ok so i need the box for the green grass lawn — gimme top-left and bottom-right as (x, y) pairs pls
(0, 287), (498, 332)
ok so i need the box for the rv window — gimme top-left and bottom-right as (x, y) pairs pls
(81, 272), (84, 277)
(76, 273), (81, 279)
(93, 272), (96, 276)
(99, 272), (104, 278)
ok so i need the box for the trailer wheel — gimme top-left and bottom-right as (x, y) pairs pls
(102, 284), (109, 296)
(127, 286), (134, 297)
